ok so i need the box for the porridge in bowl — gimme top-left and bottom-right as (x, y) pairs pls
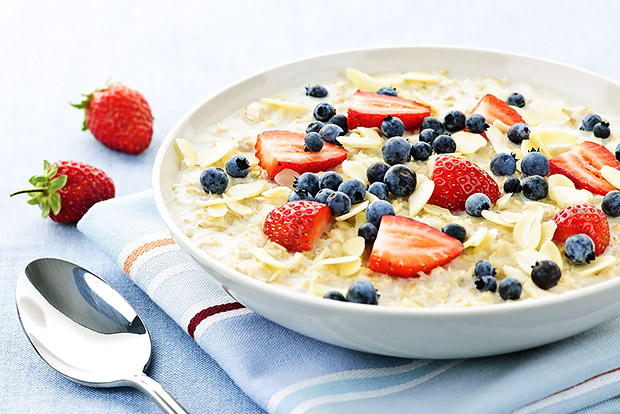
(171, 68), (620, 308)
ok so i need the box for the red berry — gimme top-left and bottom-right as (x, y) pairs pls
(347, 91), (431, 131)
(73, 83), (153, 154)
(428, 155), (501, 212)
(470, 94), (524, 126)
(553, 204), (610, 255)
(263, 200), (332, 252)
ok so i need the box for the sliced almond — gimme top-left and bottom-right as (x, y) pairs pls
(336, 200), (370, 221)
(227, 181), (267, 198)
(225, 200), (253, 216)
(317, 256), (360, 266)
(345, 68), (399, 91)
(463, 227), (488, 248)
(492, 119), (510, 134)
(341, 160), (369, 185)
(355, 211), (367, 232)
(539, 240), (563, 268)
(402, 71), (440, 84)
(251, 247), (288, 269)
(451, 131), (487, 154)
(606, 140), (620, 154)
(365, 192), (380, 202)
(523, 281), (555, 298)
(343, 237), (366, 257)
(515, 249), (550, 274)
(514, 107), (539, 127)
(549, 174), (575, 189)
(496, 193), (513, 208)
(535, 129), (579, 145)
(409, 90), (437, 112)
(202, 141), (237, 168)
(548, 186), (592, 207)
(175, 138), (199, 167)
(261, 98), (307, 112)
(486, 124), (513, 154)
(354, 127), (382, 140)
(502, 265), (529, 281)
(499, 211), (520, 224)
(539, 221), (558, 249)
(513, 209), (542, 249)
(521, 136), (538, 155)
(246, 154), (260, 166)
(574, 256), (617, 277)
(408, 180), (435, 217)
(481, 210), (514, 228)
(262, 186), (292, 198)
(416, 173), (429, 185)
(206, 204), (228, 217)
(601, 166), (620, 189)
(309, 281), (346, 297)
(473, 228), (498, 254)
(529, 131), (553, 158)
(528, 100), (570, 124)
(340, 258), (362, 276)
(338, 133), (383, 149)
(197, 194), (247, 207)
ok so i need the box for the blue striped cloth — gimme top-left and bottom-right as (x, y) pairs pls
(77, 191), (620, 414)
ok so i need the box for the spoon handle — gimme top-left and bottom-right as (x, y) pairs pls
(129, 373), (189, 414)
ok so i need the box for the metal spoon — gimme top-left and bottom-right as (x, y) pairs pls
(15, 258), (188, 414)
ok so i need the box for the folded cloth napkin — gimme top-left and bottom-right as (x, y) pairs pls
(78, 191), (620, 414)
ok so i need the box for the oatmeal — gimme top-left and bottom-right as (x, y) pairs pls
(171, 68), (620, 307)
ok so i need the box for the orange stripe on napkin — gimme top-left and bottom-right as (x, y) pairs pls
(123, 237), (176, 275)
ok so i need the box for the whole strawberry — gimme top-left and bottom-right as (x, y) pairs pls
(72, 83), (153, 154)
(11, 160), (115, 223)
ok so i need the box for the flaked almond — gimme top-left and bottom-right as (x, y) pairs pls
(336, 200), (370, 221)
(343, 237), (366, 257)
(473, 228), (498, 254)
(227, 181), (267, 197)
(355, 211), (367, 232)
(340, 258), (362, 276)
(482, 210), (514, 228)
(528, 131), (553, 158)
(345, 68), (400, 91)
(202, 141), (237, 168)
(423, 204), (454, 218)
(486, 124), (513, 154)
(338, 133), (383, 149)
(513, 209), (542, 249)
(538, 221), (558, 249)
(549, 174), (575, 189)
(317, 256), (361, 265)
(514, 107), (539, 126)
(492, 119), (510, 134)
(226, 200), (253, 216)
(309, 281), (346, 297)
(262, 186), (292, 198)
(175, 138), (199, 167)
(402, 71), (440, 84)
(535, 128), (578, 145)
(515, 249), (550, 274)
(451, 131), (487, 154)
(528, 100), (570, 124)
(574, 256), (617, 277)
(539, 240), (563, 268)
(463, 227), (488, 248)
(601, 166), (620, 189)
(261, 98), (307, 112)
(251, 247), (289, 269)
(548, 186), (592, 207)
(496, 193), (513, 208)
(206, 204), (228, 217)
(342, 160), (369, 185)
(499, 211), (520, 224)
(408, 180), (435, 217)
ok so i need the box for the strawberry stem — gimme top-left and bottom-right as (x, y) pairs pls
(10, 160), (67, 217)
(9, 189), (47, 197)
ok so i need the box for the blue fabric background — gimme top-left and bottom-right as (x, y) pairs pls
(2, 1), (620, 413)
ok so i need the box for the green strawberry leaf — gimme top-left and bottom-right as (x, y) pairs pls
(10, 160), (68, 219)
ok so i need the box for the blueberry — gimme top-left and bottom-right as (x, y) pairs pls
(530, 260), (562, 290)
(489, 153), (517, 176)
(465, 193), (491, 217)
(315, 188), (335, 204)
(521, 151), (549, 176)
(580, 113), (603, 131)
(377, 86), (397, 96)
(304, 132), (324, 152)
(498, 278), (522, 300)
(326, 191), (351, 216)
(441, 223), (467, 243)
(306, 121), (325, 134)
(474, 260), (496, 278)
(432, 135), (457, 154)
(381, 116), (405, 138)
(419, 128), (437, 145)
(338, 179), (366, 204)
(323, 291), (345, 301)
(382, 137), (411, 165)
(346, 280), (379, 305)
(384, 164), (417, 197)
(506, 93), (526, 108)
(225, 155), (250, 178)
(443, 110), (466, 132)
(507, 123), (530, 144)
(616, 143), (620, 161)
(420, 117), (445, 135)
(366, 162), (390, 184)
(522, 175), (548, 200)
(602, 190), (620, 217)
(306, 85), (328, 98)
(593, 122), (611, 138)
(200, 167), (228, 194)
(564, 234), (595, 264)
(326, 114), (348, 134)
(366, 200), (395, 227)
(358, 222), (378, 244)
(410, 141), (433, 161)
(475, 276), (497, 292)
(368, 182), (389, 200)
(320, 171), (343, 191)
(465, 114), (489, 134)
(313, 103), (335, 122)
(503, 176), (522, 193)
(319, 124), (343, 145)
(294, 172), (320, 196)
(288, 190), (313, 202)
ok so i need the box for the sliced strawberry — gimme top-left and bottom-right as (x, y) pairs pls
(369, 215), (463, 278)
(255, 130), (347, 179)
(428, 155), (501, 212)
(263, 200), (332, 252)
(553, 204), (610, 255)
(470, 94), (524, 126)
(347, 91), (431, 131)
(549, 141), (620, 195)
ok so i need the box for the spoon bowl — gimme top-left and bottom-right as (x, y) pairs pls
(16, 258), (187, 414)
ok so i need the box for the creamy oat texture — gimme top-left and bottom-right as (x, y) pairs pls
(171, 69), (620, 307)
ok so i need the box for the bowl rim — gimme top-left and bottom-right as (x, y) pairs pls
(153, 45), (620, 318)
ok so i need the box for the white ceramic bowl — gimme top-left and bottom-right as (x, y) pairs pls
(153, 46), (620, 358)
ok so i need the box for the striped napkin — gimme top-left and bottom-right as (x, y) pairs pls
(78, 191), (620, 414)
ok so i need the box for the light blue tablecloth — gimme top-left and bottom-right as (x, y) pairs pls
(2, 1), (620, 413)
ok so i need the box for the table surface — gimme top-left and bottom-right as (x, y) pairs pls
(2, 1), (620, 413)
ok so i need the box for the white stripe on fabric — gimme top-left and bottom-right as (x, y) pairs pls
(180, 297), (238, 328)
(193, 308), (253, 342)
(116, 231), (172, 265)
(147, 262), (196, 296)
(288, 360), (461, 414)
(267, 360), (432, 413)
(514, 369), (620, 414)
(128, 244), (179, 277)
